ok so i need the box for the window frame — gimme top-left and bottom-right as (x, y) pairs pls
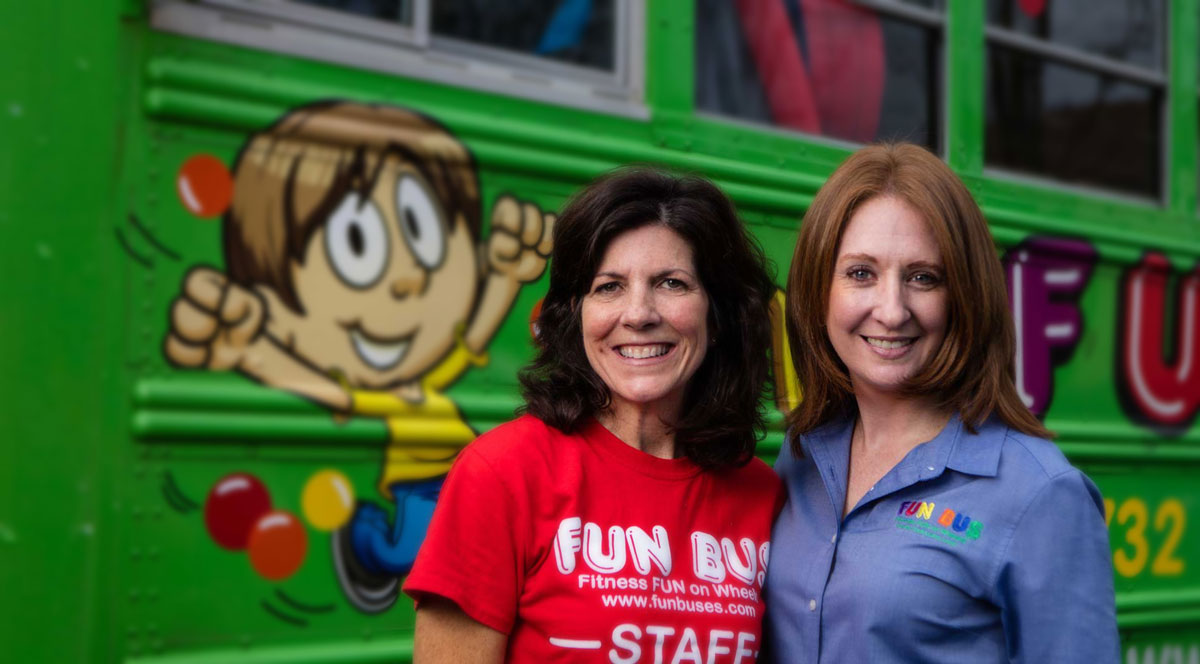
(690, 0), (950, 158)
(150, 0), (648, 118)
(980, 0), (1170, 204)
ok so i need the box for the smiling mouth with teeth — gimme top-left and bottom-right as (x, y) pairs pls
(616, 344), (673, 359)
(864, 337), (915, 350)
(349, 327), (414, 370)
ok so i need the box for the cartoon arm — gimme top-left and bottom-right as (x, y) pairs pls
(164, 266), (352, 411)
(464, 195), (554, 355)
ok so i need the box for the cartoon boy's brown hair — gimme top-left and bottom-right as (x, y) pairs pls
(223, 101), (482, 313)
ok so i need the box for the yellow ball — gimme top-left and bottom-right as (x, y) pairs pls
(302, 469), (355, 531)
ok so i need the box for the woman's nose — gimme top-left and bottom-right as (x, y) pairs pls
(873, 278), (911, 329)
(621, 287), (661, 329)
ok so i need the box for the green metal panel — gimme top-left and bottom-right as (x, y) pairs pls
(2, 1), (1200, 661)
(1, 1), (135, 661)
(945, 0), (985, 175)
(1169, 0), (1199, 217)
(646, 0), (695, 116)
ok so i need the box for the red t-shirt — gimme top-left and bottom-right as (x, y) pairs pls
(403, 415), (784, 663)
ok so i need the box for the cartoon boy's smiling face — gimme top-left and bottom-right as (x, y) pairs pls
(264, 157), (479, 389)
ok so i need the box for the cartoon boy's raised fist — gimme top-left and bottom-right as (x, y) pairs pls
(487, 194), (555, 283)
(165, 267), (266, 372)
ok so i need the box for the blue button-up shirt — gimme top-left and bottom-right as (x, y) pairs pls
(763, 414), (1118, 663)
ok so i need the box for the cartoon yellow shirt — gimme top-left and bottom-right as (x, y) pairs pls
(350, 341), (486, 497)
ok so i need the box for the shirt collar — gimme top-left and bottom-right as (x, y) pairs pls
(877, 412), (1004, 481)
(798, 418), (854, 520)
(943, 415), (1004, 478)
(800, 410), (1003, 486)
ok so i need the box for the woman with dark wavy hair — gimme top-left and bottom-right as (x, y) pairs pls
(403, 167), (783, 662)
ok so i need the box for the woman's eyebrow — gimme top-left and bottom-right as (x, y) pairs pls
(652, 268), (697, 280)
(592, 268), (696, 281)
(907, 260), (944, 270)
(837, 253), (877, 263)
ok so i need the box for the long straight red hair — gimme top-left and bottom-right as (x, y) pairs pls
(785, 143), (1050, 446)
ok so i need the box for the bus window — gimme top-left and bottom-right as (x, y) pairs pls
(432, 1), (616, 73)
(984, 0), (1165, 199)
(292, 0), (617, 73)
(694, 0), (944, 151)
(153, 0), (641, 115)
(294, 0), (415, 26)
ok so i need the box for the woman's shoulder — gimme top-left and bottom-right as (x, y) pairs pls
(460, 414), (570, 466)
(736, 456), (782, 483)
(463, 414), (614, 483)
(978, 421), (1104, 513)
(991, 423), (1083, 484)
(470, 412), (554, 447)
(778, 417), (854, 468)
(716, 456), (785, 507)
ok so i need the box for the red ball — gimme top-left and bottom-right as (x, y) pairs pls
(177, 154), (233, 218)
(247, 510), (308, 581)
(204, 473), (271, 550)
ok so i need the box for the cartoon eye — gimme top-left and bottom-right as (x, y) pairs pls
(324, 193), (389, 288)
(396, 175), (446, 270)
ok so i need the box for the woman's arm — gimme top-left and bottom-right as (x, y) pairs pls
(414, 597), (507, 664)
(403, 440), (526, 661)
(995, 470), (1119, 663)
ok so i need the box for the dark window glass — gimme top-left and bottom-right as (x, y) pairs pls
(695, 0), (771, 125)
(433, 0), (615, 71)
(292, 0), (413, 25)
(987, 0), (1164, 70)
(986, 45), (1160, 197)
(695, 0), (941, 149)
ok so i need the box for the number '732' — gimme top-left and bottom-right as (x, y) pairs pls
(1104, 497), (1186, 578)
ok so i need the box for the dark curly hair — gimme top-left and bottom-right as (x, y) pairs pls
(519, 167), (776, 470)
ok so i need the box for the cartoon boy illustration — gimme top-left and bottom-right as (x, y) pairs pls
(164, 101), (553, 611)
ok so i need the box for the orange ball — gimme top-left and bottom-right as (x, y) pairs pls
(247, 510), (308, 581)
(176, 154), (233, 218)
(530, 298), (544, 339)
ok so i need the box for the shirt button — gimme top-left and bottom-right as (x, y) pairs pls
(830, 534), (837, 544)
(927, 466), (935, 471)
(809, 599), (817, 611)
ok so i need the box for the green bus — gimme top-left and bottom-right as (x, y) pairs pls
(3, 0), (1198, 661)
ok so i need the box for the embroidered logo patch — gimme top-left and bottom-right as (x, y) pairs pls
(894, 500), (983, 545)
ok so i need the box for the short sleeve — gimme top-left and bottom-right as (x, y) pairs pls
(993, 470), (1119, 664)
(402, 446), (523, 634)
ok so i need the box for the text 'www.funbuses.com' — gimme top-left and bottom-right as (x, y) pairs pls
(600, 593), (759, 617)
